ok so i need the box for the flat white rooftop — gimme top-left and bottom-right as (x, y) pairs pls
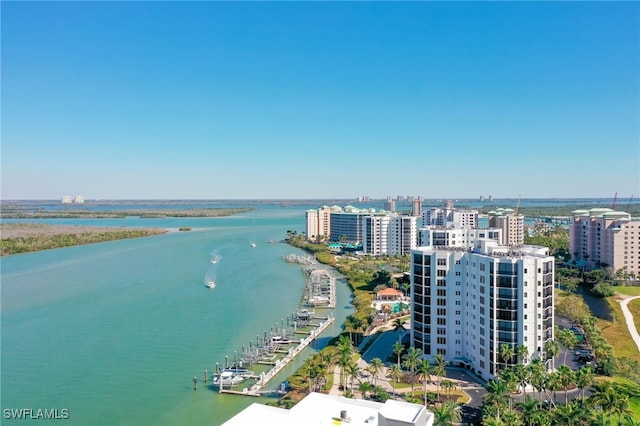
(222, 392), (434, 426)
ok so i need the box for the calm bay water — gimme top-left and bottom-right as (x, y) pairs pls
(1, 205), (354, 425)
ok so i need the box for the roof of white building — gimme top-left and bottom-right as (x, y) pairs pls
(222, 392), (433, 426)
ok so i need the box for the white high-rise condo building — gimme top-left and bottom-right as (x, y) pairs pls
(569, 208), (640, 280)
(422, 201), (478, 229)
(410, 240), (554, 381)
(388, 215), (418, 255)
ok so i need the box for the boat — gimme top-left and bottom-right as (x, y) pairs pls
(250, 242), (256, 248)
(206, 280), (216, 289)
(210, 255), (222, 264)
(213, 371), (246, 386)
(270, 335), (294, 345)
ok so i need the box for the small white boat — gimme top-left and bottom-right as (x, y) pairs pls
(250, 242), (256, 248)
(213, 370), (249, 385)
(210, 255), (222, 264)
(270, 335), (294, 345)
(206, 280), (216, 289)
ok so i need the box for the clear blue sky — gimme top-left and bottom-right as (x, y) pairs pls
(2, 1), (638, 200)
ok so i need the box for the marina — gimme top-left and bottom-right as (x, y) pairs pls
(207, 261), (338, 397)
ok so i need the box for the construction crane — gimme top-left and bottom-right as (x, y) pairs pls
(626, 195), (634, 211)
(515, 194), (521, 215)
(612, 192), (618, 210)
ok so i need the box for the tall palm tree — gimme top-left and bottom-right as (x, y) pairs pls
(545, 372), (561, 409)
(485, 379), (510, 421)
(574, 365), (594, 403)
(393, 341), (404, 369)
(344, 315), (357, 344)
(367, 357), (384, 387)
(527, 358), (547, 406)
(544, 339), (560, 370)
(516, 344), (529, 365)
(499, 343), (515, 372)
(556, 365), (575, 406)
(388, 364), (403, 395)
(416, 359), (431, 406)
(402, 347), (422, 396)
(392, 318), (406, 341)
(346, 362), (361, 392)
(433, 353), (446, 402)
(512, 363), (530, 397)
(556, 328), (578, 365)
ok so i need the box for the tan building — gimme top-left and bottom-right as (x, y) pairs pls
(488, 208), (524, 246)
(569, 208), (639, 279)
(306, 206), (332, 242)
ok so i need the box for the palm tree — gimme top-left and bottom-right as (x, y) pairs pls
(367, 357), (384, 387)
(441, 379), (455, 396)
(499, 343), (515, 372)
(545, 372), (561, 409)
(358, 380), (373, 400)
(402, 347), (422, 396)
(516, 395), (538, 426)
(416, 359), (431, 406)
(433, 353), (446, 402)
(432, 401), (461, 426)
(388, 364), (403, 395)
(544, 339), (560, 370)
(527, 358), (546, 406)
(516, 344), (529, 365)
(574, 366), (594, 403)
(393, 341), (404, 369)
(392, 318), (406, 341)
(346, 362), (361, 392)
(556, 365), (575, 406)
(556, 328), (578, 365)
(512, 363), (530, 397)
(485, 379), (510, 421)
(344, 315), (357, 344)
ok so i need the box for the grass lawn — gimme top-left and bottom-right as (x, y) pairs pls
(613, 286), (640, 297)
(598, 293), (640, 362)
(597, 376), (640, 422)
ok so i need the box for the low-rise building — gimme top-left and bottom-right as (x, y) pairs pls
(222, 392), (434, 426)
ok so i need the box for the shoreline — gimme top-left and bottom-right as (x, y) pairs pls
(0, 223), (168, 256)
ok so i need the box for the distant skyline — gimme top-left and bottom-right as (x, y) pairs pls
(2, 2), (639, 200)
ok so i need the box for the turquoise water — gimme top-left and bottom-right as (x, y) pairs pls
(1, 206), (354, 425)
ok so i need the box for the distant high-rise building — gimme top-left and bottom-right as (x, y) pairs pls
(61, 195), (73, 204)
(384, 197), (396, 212)
(569, 208), (640, 278)
(412, 199), (422, 217)
(306, 206), (332, 242)
(74, 196), (84, 204)
(488, 208), (524, 246)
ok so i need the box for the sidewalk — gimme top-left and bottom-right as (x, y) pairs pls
(617, 294), (640, 353)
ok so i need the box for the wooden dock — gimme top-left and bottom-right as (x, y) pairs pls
(218, 314), (335, 396)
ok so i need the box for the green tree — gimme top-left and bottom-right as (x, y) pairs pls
(388, 364), (403, 395)
(393, 341), (404, 369)
(416, 359), (431, 406)
(432, 401), (461, 426)
(367, 358), (384, 387)
(402, 347), (422, 397)
(499, 343), (515, 372)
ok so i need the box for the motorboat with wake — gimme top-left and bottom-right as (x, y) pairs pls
(210, 255), (222, 264)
